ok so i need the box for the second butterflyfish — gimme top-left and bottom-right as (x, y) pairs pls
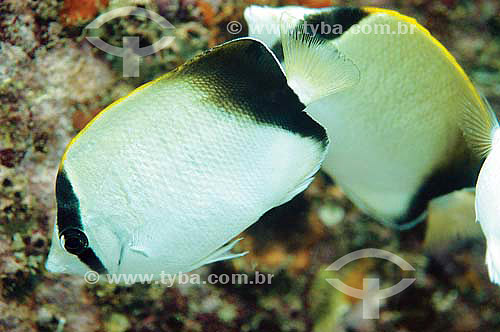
(245, 6), (485, 244)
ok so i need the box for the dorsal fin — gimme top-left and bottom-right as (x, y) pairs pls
(460, 92), (499, 158)
(280, 13), (360, 105)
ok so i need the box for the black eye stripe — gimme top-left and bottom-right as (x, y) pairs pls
(78, 248), (108, 274)
(56, 170), (82, 235)
(60, 228), (89, 254)
(55, 170), (109, 274)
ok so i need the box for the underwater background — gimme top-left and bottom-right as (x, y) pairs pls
(2, 0), (500, 331)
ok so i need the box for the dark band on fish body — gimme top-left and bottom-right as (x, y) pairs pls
(396, 146), (483, 225)
(271, 7), (368, 62)
(170, 39), (328, 147)
(303, 7), (368, 40)
(55, 170), (108, 274)
(270, 42), (284, 64)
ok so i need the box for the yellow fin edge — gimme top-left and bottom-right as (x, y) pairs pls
(362, 7), (483, 107)
(58, 42), (239, 171)
(58, 71), (175, 171)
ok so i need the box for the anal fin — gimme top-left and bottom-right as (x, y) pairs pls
(190, 238), (248, 271)
(423, 190), (482, 250)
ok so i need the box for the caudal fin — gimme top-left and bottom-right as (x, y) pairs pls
(280, 13), (360, 105)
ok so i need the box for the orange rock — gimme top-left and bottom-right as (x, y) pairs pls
(72, 109), (102, 132)
(289, 248), (311, 274)
(259, 244), (288, 267)
(60, 0), (108, 26)
(282, 0), (333, 8)
(300, 0), (334, 8)
(197, 0), (216, 26)
(341, 259), (375, 304)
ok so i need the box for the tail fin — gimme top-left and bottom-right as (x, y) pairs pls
(280, 13), (360, 105)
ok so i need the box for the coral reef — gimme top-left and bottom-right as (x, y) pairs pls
(1, 0), (500, 331)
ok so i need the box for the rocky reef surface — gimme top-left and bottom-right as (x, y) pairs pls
(1, 0), (500, 331)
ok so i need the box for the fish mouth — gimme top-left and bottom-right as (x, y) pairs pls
(45, 241), (90, 276)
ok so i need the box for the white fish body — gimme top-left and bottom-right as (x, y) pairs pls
(45, 38), (328, 278)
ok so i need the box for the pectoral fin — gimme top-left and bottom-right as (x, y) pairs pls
(280, 13), (360, 105)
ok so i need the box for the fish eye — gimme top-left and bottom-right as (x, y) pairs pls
(60, 228), (89, 255)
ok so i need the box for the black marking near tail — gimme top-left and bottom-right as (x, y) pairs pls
(272, 7), (368, 62)
(172, 38), (328, 147)
(396, 151), (483, 225)
(55, 170), (108, 274)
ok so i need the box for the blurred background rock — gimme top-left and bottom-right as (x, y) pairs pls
(1, 0), (500, 331)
